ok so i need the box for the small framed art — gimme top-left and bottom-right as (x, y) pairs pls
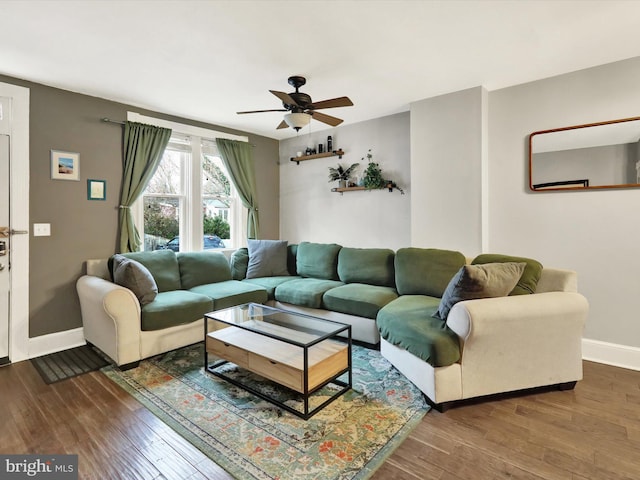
(87, 179), (106, 200)
(51, 150), (80, 181)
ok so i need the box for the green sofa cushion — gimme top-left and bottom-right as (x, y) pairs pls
(287, 244), (298, 276)
(177, 251), (232, 289)
(189, 280), (268, 310)
(377, 295), (461, 367)
(337, 247), (396, 287)
(322, 284), (398, 319)
(274, 278), (344, 309)
(230, 248), (250, 280)
(141, 290), (212, 331)
(296, 242), (342, 280)
(394, 248), (466, 297)
(472, 253), (543, 295)
(242, 276), (300, 300)
(112, 250), (181, 292)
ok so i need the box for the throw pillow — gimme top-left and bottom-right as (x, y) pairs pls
(112, 254), (158, 305)
(433, 262), (526, 321)
(472, 253), (543, 295)
(246, 239), (290, 279)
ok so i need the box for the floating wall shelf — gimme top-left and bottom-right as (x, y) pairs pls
(331, 184), (403, 195)
(291, 149), (345, 165)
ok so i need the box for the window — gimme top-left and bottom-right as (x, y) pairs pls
(129, 112), (248, 252)
(139, 134), (241, 253)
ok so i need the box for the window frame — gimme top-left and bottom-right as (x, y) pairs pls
(128, 112), (248, 252)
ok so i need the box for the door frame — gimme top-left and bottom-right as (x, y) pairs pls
(1, 82), (29, 363)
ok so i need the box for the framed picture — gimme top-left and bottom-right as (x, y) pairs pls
(87, 179), (106, 200)
(51, 150), (80, 181)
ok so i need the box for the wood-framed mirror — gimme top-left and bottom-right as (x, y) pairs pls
(529, 116), (640, 191)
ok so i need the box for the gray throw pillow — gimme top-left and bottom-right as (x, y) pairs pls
(246, 240), (290, 279)
(112, 254), (158, 305)
(433, 262), (526, 321)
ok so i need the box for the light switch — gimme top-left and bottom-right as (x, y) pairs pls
(33, 223), (51, 237)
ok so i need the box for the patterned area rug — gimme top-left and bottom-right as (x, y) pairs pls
(102, 343), (429, 480)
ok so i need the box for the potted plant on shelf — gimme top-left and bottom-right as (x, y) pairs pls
(328, 163), (359, 188)
(362, 149), (386, 189)
(362, 149), (405, 194)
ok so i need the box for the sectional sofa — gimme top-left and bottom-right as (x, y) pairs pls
(76, 241), (588, 409)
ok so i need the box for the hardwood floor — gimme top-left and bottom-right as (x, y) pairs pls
(1, 359), (639, 479)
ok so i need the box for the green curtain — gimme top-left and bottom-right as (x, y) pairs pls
(216, 138), (260, 239)
(118, 121), (172, 252)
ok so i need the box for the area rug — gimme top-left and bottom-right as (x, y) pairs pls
(102, 343), (429, 480)
(32, 344), (109, 384)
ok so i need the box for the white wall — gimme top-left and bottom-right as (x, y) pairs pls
(410, 86), (488, 255)
(488, 56), (640, 349)
(279, 113), (410, 250)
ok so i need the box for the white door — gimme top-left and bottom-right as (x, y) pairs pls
(0, 133), (8, 363)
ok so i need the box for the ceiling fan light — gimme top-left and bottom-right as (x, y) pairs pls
(284, 112), (311, 131)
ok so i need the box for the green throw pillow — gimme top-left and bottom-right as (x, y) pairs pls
(433, 262), (526, 320)
(472, 253), (543, 295)
(111, 254), (158, 305)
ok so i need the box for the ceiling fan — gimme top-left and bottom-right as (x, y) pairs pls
(237, 76), (354, 131)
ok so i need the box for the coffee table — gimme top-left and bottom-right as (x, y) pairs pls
(204, 303), (352, 419)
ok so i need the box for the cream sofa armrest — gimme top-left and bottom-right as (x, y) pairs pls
(445, 292), (589, 399)
(76, 275), (142, 366)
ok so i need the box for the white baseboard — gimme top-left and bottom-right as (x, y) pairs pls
(28, 327), (86, 359)
(582, 338), (640, 372)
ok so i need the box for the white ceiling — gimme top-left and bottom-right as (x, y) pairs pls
(2, 0), (640, 140)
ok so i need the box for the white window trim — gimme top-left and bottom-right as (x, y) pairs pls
(128, 112), (248, 251)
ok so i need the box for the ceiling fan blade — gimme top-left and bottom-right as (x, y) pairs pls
(237, 109), (287, 114)
(276, 120), (289, 129)
(309, 111), (343, 127)
(270, 90), (299, 107)
(307, 96), (353, 110)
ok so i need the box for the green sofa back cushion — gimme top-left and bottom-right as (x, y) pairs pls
(230, 248), (249, 280)
(337, 247), (396, 287)
(177, 251), (232, 289)
(111, 249), (181, 292)
(472, 253), (543, 295)
(394, 248), (467, 297)
(296, 242), (342, 280)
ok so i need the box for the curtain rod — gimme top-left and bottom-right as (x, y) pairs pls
(100, 117), (256, 147)
(101, 117), (125, 125)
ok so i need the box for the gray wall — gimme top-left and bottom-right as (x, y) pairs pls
(0, 74), (280, 338)
(410, 87), (488, 254)
(278, 112), (411, 250)
(488, 56), (640, 349)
